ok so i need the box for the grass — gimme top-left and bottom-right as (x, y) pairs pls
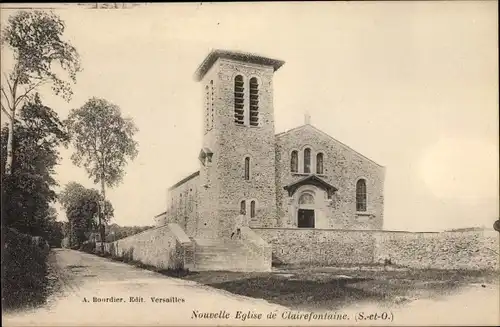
(96, 251), (498, 311)
(177, 265), (499, 311)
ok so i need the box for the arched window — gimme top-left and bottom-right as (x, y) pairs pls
(316, 153), (324, 174)
(244, 157), (250, 180)
(234, 75), (244, 125)
(290, 150), (298, 172)
(356, 179), (367, 212)
(240, 200), (246, 215)
(303, 148), (311, 173)
(250, 200), (256, 218)
(249, 77), (259, 126)
(299, 193), (315, 205)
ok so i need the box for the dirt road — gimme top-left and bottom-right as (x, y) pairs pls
(3, 249), (288, 326)
(3, 249), (498, 326)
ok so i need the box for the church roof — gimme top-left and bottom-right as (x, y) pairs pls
(154, 211), (167, 218)
(168, 170), (200, 191)
(276, 124), (384, 168)
(194, 49), (285, 81)
(283, 174), (338, 197)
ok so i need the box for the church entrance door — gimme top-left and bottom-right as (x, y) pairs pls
(297, 209), (315, 228)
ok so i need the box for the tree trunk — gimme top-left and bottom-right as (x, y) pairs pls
(99, 173), (106, 254)
(4, 116), (14, 176)
(2, 115), (14, 238)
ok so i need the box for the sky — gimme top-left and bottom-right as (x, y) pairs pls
(1, 2), (498, 231)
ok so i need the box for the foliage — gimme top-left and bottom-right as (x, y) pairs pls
(1, 9), (81, 102)
(65, 97), (138, 251)
(59, 182), (114, 247)
(1, 9), (81, 177)
(1, 94), (68, 237)
(105, 223), (154, 242)
(45, 218), (64, 248)
(2, 228), (50, 310)
(65, 97), (139, 189)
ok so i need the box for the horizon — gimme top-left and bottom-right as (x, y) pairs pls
(1, 2), (498, 232)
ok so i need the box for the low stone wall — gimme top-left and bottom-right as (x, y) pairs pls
(104, 223), (193, 270)
(240, 227), (272, 271)
(375, 230), (499, 271)
(254, 228), (377, 266)
(253, 228), (499, 270)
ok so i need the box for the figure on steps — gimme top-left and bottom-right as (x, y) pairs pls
(231, 207), (246, 240)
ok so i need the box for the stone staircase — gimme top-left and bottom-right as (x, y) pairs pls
(191, 237), (270, 272)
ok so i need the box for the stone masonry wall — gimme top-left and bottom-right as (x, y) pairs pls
(254, 228), (499, 270)
(197, 62), (222, 239)
(275, 125), (385, 230)
(104, 224), (193, 270)
(213, 59), (279, 236)
(375, 230), (500, 270)
(255, 228), (377, 265)
(166, 173), (200, 237)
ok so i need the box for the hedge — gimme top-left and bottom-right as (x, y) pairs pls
(2, 228), (50, 310)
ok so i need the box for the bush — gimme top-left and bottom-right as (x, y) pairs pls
(80, 240), (96, 254)
(2, 228), (50, 310)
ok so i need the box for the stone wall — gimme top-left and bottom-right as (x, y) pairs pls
(214, 59), (279, 235)
(275, 125), (385, 230)
(254, 228), (499, 270)
(241, 227), (273, 271)
(375, 230), (499, 270)
(255, 228), (377, 266)
(166, 172), (200, 236)
(104, 223), (194, 270)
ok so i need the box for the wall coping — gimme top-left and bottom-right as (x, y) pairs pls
(109, 224), (164, 242)
(251, 227), (441, 234)
(105, 223), (193, 245)
(167, 223), (192, 245)
(241, 226), (270, 247)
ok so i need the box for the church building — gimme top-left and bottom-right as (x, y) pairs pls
(156, 49), (385, 239)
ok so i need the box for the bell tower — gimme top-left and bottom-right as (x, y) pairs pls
(194, 49), (285, 239)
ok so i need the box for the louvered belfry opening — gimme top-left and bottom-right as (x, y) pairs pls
(234, 75), (245, 125)
(249, 77), (259, 126)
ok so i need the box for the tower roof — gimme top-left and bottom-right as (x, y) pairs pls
(194, 49), (285, 81)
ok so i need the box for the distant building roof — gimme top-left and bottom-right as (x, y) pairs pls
(194, 49), (285, 81)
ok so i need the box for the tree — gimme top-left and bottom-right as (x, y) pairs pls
(1, 94), (69, 236)
(105, 223), (153, 242)
(59, 182), (114, 248)
(66, 97), (138, 252)
(45, 219), (64, 248)
(1, 10), (81, 176)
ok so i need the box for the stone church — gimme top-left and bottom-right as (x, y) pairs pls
(106, 49), (497, 273)
(155, 49), (385, 239)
